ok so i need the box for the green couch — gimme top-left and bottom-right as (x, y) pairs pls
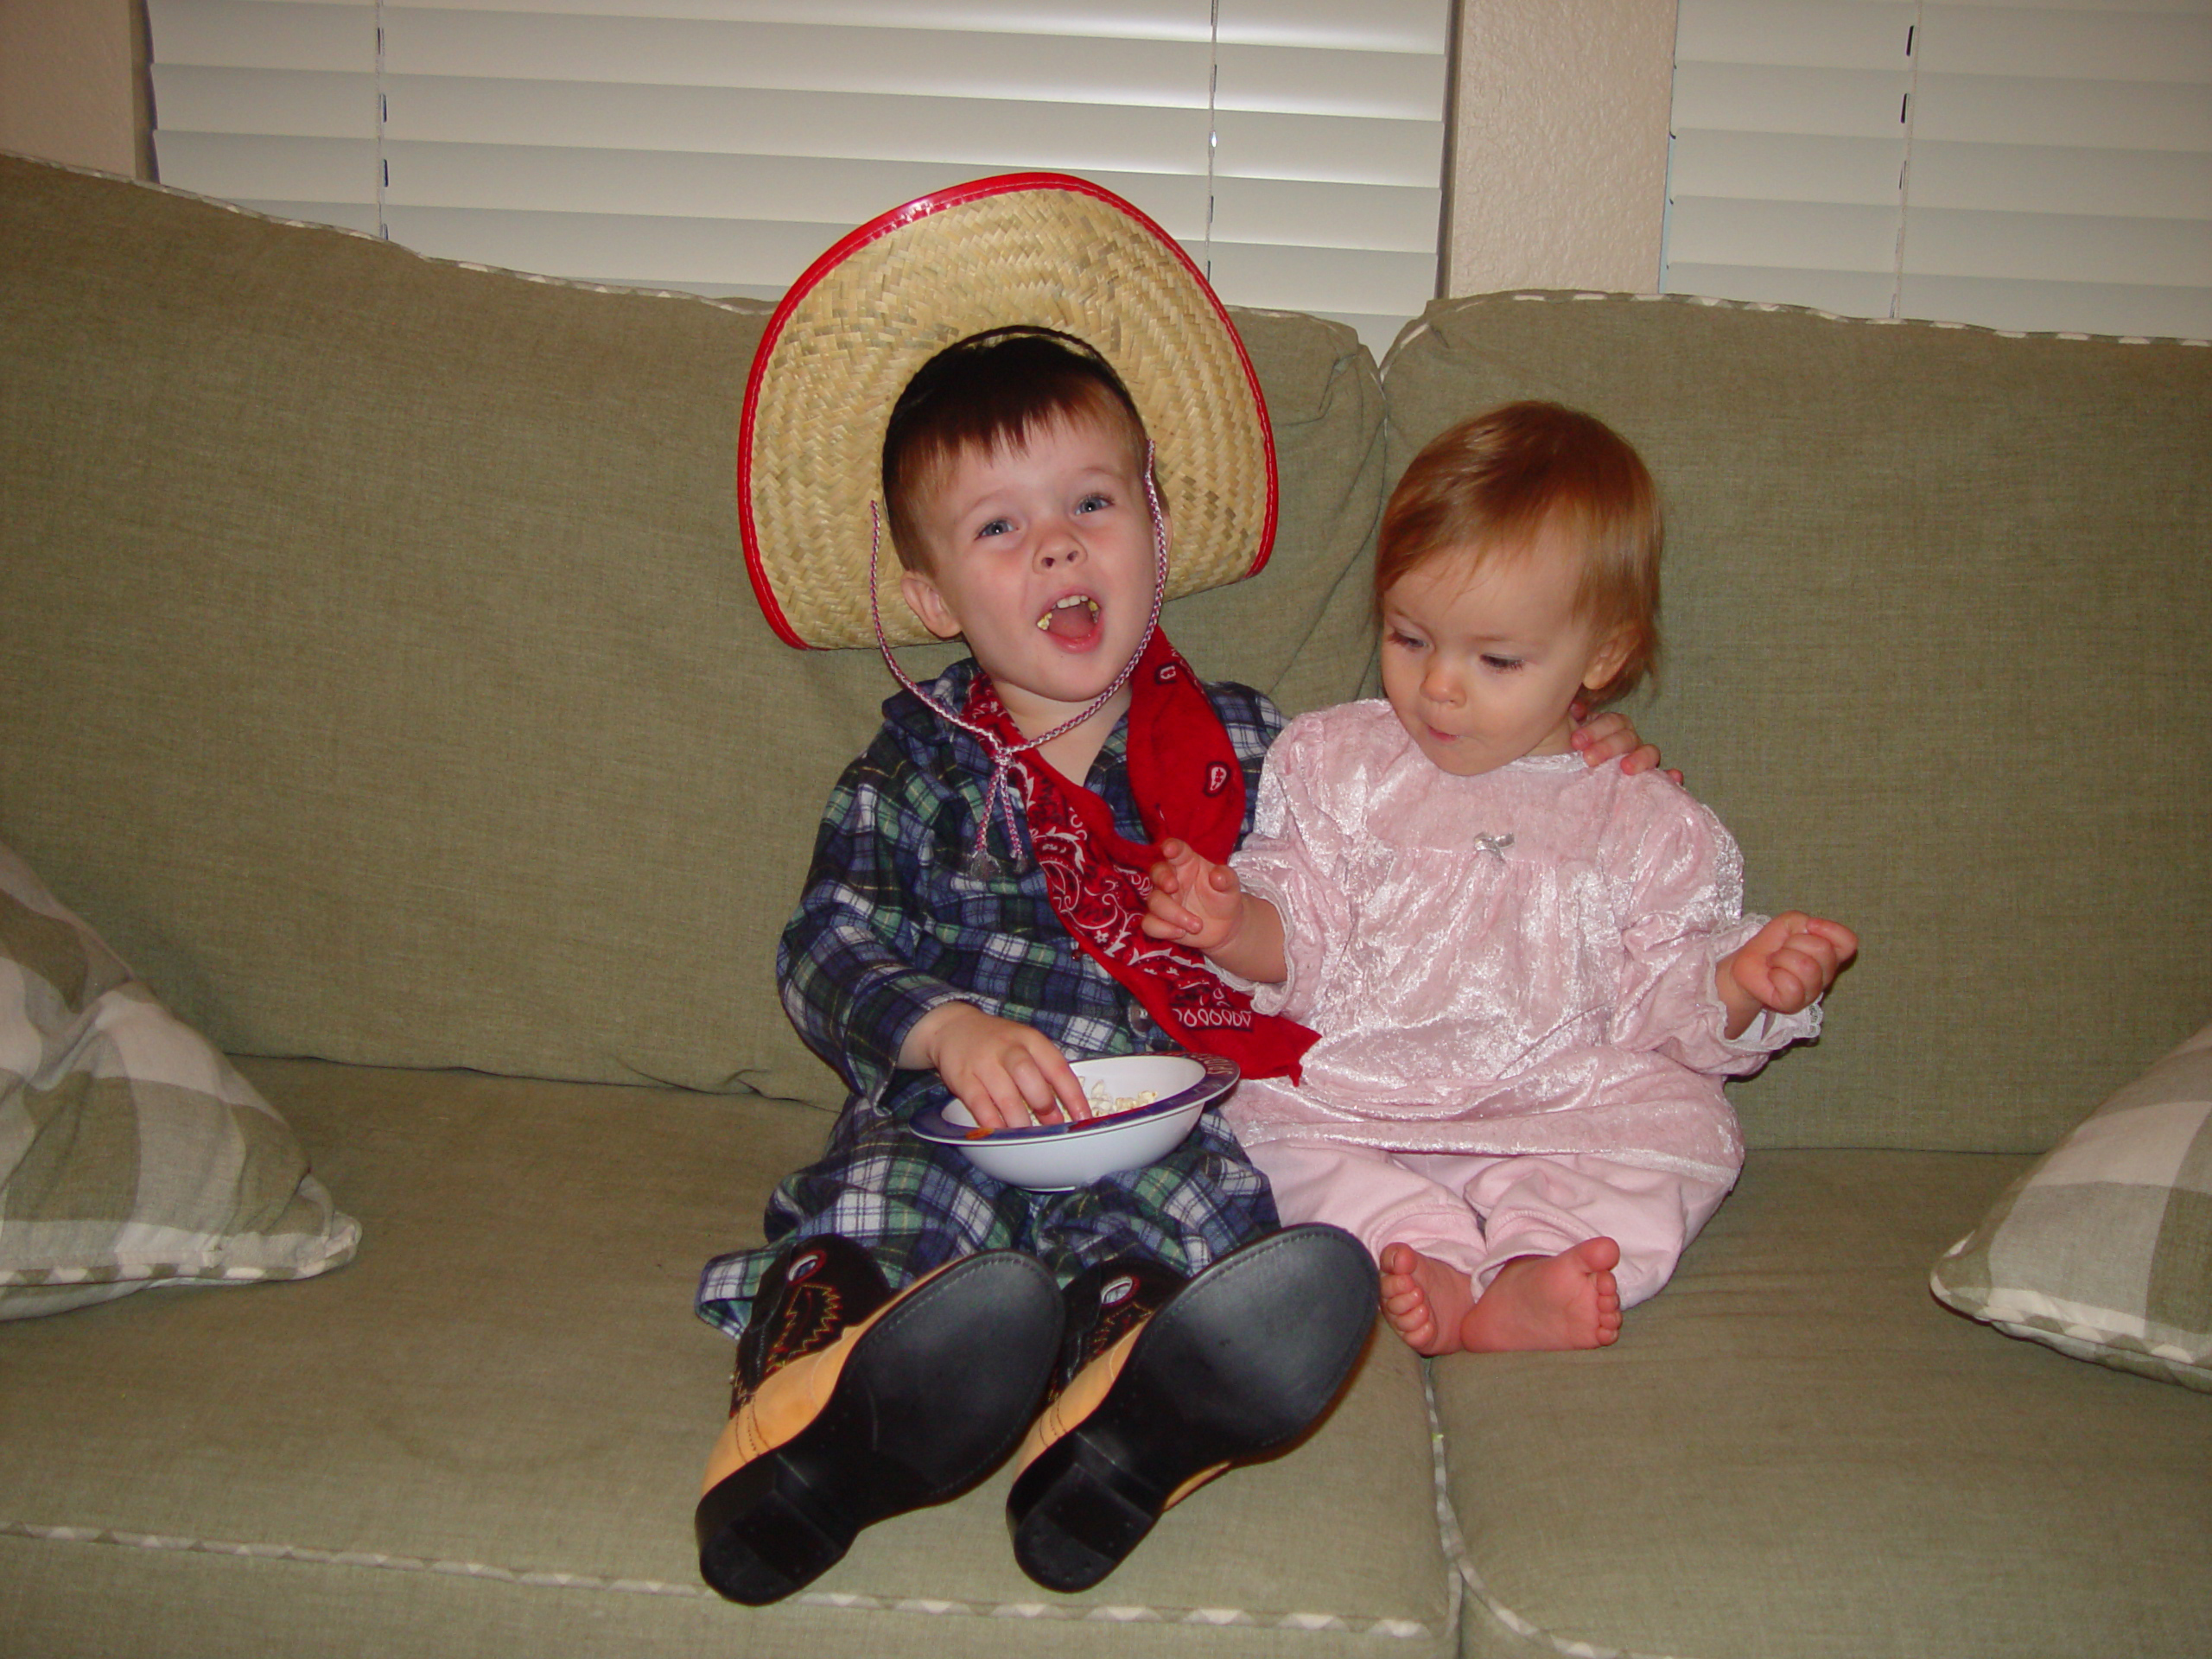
(3, 153), (2206, 1658)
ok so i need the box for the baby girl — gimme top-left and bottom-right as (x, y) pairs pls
(1144, 402), (1856, 1355)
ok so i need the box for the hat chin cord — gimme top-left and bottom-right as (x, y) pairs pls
(868, 443), (1172, 880)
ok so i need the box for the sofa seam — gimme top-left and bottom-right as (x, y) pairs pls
(1422, 1367), (1696, 1659)
(0, 1519), (1440, 1638)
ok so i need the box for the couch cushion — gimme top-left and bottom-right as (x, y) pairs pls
(1382, 293), (2212, 1154)
(0, 844), (358, 1318)
(1933, 1020), (2212, 1391)
(1433, 1148), (2212, 1659)
(0, 156), (1383, 1109)
(0, 1058), (1455, 1659)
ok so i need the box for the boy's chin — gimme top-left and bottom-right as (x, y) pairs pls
(981, 641), (1143, 713)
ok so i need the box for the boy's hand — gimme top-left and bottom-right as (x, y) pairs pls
(1718, 912), (1859, 1039)
(1141, 837), (1246, 954)
(1570, 699), (1681, 785)
(906, 1002), (1090, 1132)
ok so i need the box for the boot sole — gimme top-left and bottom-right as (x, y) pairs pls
(696, 1249), (1064, 1605)
(1007, 1224), (1377, 1592)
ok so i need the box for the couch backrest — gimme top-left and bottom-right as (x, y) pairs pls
(1385, 293), (2212, 1152)
(10, 153), (2207, 1154)
(0, 156), (1383, 1111)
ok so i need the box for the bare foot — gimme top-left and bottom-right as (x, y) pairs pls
(1379, 1243), (1477, 1356)
(1459, 1238), (1624, 1353)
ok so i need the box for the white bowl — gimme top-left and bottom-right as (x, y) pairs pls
(910, 1053), (1238, 1192)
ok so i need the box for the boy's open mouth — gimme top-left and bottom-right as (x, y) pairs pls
(1036, 594), (1102, 643)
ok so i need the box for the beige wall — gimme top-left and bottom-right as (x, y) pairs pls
(0, 0), (146, 178)
(1447, 0), (1677, 296)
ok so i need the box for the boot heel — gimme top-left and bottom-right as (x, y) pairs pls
(695, 1458), (853, 1606)
(1007, 1433), (1160, 1593)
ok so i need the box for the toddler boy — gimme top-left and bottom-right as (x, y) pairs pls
(692, 181), (1376, 1605)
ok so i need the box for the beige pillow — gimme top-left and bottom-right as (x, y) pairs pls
(1932, 1022), (2212, 1390)
(0, 842), (359, 1317)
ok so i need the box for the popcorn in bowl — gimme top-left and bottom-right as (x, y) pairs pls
(1084, 1080), (1159, 1119)
(913, 1053), (1240, 1191)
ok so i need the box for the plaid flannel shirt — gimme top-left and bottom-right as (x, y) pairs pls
(778, 658), (1283, 1123)
(695, 659), (1285, 1336)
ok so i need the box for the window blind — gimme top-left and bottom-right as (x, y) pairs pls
(1664, 0), (2211, 338)
(148, 0), (1451, 353)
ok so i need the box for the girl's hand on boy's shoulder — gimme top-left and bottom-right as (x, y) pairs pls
(906, 1001), (1090, 1131)
(1569, 701), (1682, 785)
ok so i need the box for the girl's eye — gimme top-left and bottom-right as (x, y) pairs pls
(1385, 630), (1425, 651)
(1481, 654), (1523, 671)
(1076, 493), (1110, 515)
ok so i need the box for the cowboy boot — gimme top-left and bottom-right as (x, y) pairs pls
(1006, 1224), (1378, 1592)
(695, 1235), (1064, 1605)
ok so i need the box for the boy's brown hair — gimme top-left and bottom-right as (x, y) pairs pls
(880, 327), (1151, 574)
(1376, 401), (1661, 706)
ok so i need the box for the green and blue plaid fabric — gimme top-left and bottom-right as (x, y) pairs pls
(696, 660), (1283, 1337)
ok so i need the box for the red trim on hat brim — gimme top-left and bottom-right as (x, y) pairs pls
(737, 171), (1280, 652)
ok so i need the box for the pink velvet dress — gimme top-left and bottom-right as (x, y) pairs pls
(1224, 701), (1819, 1188)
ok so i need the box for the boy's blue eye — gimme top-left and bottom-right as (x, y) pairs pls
(1077, 493), (1110, 514)
(976, 518), (1012, 538)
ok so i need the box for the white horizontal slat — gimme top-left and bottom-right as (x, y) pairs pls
(1667, 195), (1904, 272)
(369, 78), (1444, 191)
(1668, 130), (1909, 206)
(1910, 139), (2212, 216)
(1212, 41), (1446, 121)
(379, 10), (1444, 120)
(1675, 0), (1916, 69)
(1213, 0), (1447, 53)
(1671, 61), (1913, 138)
(1212, 108), (1445, 188)
(149, 0), (373, 73)
(1897, 271), (2212, 335)
(1656, 261), (1907, 316)
(1203, 238), (1438, 315)
(1903, 204), (2212, 284)
(1211, 175), (1439, 254)
(380, 143), (1212, 236)
(1918, 3), (2212, 82)
(385, 10), (1216, 105)
(1913, 73), (2212, 150)
(391, 0), (1444, 54)
(1931, 1), (2212, 14)
(152, 65), (378, 139)
(155, 130), (377, 202)
(381, 77), (1214, 175)
(149, 61), (1432, 192)
(402, 2), (1214, 40)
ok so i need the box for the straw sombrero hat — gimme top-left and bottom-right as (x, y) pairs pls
(740, 173), (1278, 650)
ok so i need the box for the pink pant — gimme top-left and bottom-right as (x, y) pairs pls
(1248, 1141), (1733, 1309)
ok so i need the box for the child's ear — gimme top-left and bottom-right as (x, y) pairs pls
(899, 569), (965, 642)
(1581, 625), (1636, 696)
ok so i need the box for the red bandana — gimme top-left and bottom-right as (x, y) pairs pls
(964, 632), (1316, 1083)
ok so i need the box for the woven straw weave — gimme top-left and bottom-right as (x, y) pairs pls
(742, 178), (1274, 649)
